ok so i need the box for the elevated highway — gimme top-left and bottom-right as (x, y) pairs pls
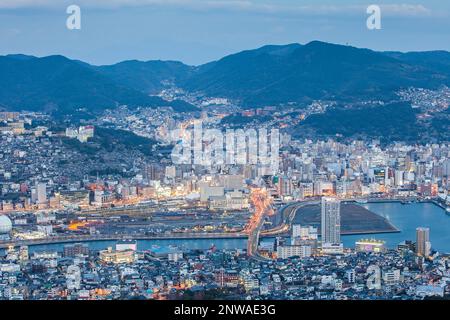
(261, 200), (320, 237)
(245, 188), (274, 261)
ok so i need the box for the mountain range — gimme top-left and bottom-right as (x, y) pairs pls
(0, 54), (196, 114)
(1, 41), (450, 115)
(184, 42), (450, 106)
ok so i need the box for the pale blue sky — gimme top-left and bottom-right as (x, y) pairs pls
(0, 0), (449, 65)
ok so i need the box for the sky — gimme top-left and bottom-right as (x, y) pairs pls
(0, 0), (449, 66)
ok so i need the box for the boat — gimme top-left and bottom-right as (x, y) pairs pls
(356, 199), (368, 204)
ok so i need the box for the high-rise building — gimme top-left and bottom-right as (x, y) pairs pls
(31, 187), (38, 203)
(346, 269), (355, 283)
(147, 164), (160, 181)
(444, 159), (450, 177)
(321, 197), (341, 245)
(165, 165), (177, 179)
(292, 224), (302, 239)
(416, 227), (431, 257)
(395, 170), (404, 186)
(37, 183), (47, 204)
(278, 176), (293, 196)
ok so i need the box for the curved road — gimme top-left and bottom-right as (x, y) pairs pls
(261, 200), (320, 237)
(246, 189), (274, 261)
(247, 198), (319, 261)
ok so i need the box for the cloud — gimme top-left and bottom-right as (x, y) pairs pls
(0, 0), (436, 18)
(0, 0), (57, 9)
(381, 4), (432, 16)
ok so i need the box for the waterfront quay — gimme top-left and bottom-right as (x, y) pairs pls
(0, 197), (446, 250)
(0, 232), (248, 249)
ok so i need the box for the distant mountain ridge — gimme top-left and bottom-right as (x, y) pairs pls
(0, 54), (197, 114)
(95, 60), (194, 94)
(1, 41), (450, 114)
(183, 41), (450, 106)
(383, 50), (450, 76)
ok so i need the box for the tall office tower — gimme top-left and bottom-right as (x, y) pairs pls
(292, 224), (303, 239)
(416, 227), (431, 257)
(321, 197), (341, 244)
(37, 183), (47, 204)
(384, 166), (391, 186)
(395, 170), (404, 186)
(444, 159), (450, 177)
(278, 176), (293, 196)
(31, 187), (38, 203)
(147, 164), (159, 181)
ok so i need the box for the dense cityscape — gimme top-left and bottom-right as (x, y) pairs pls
(1, 2), (450, 305)
(0, 86), (449, 300)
